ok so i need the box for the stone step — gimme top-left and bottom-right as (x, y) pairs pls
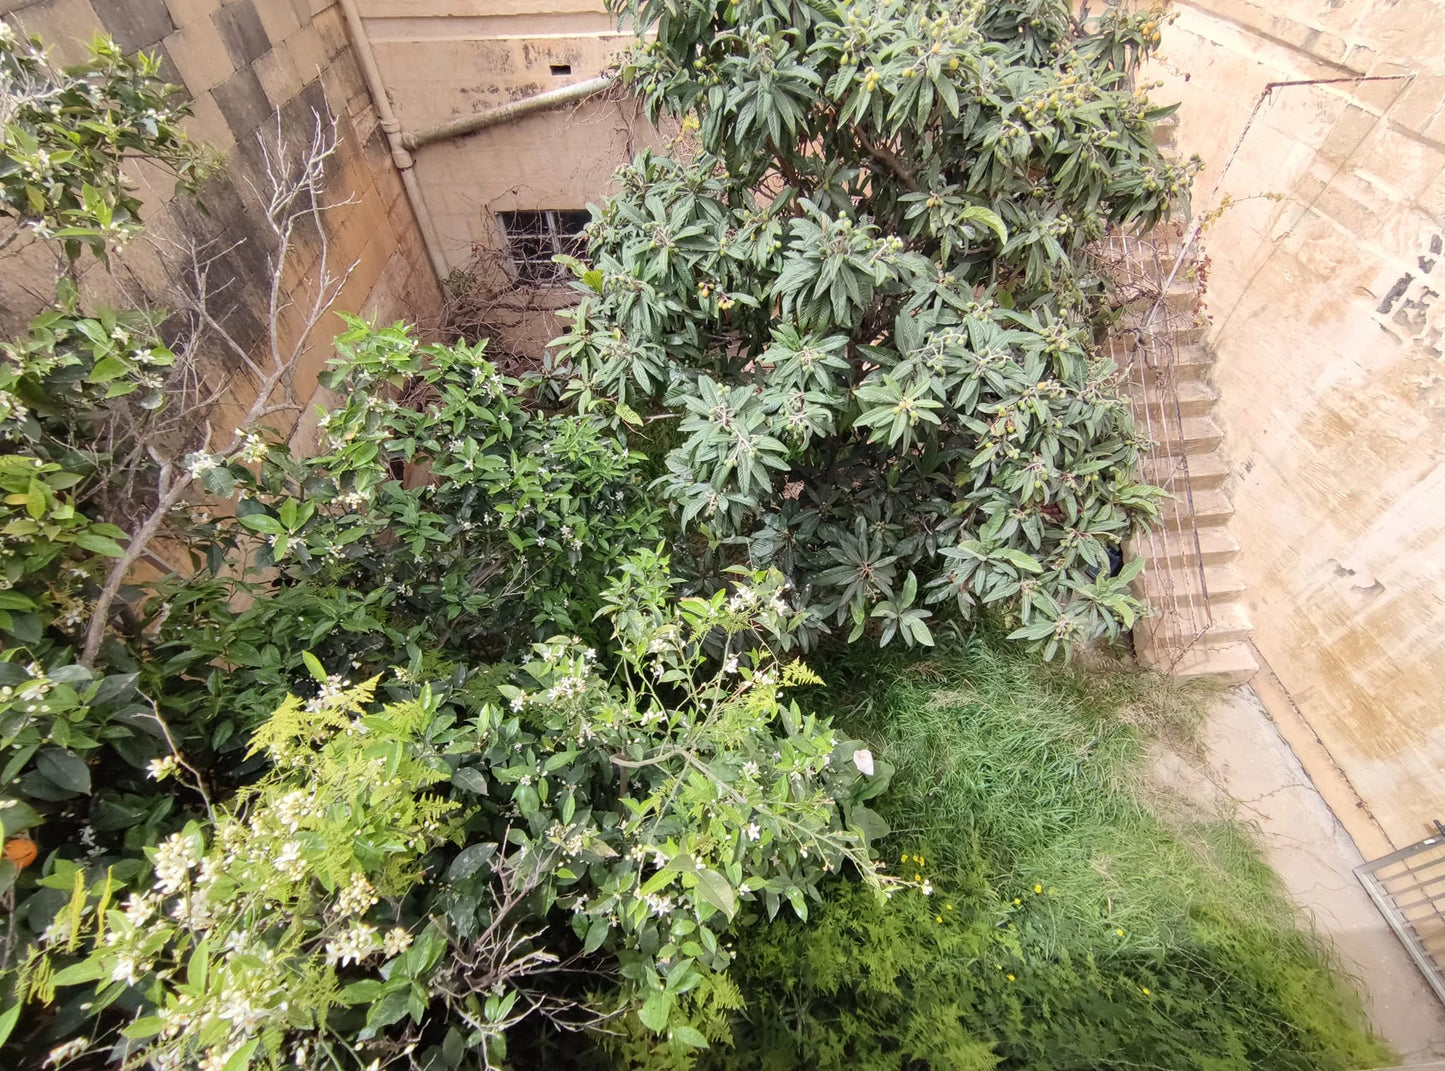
(1169, 640), (1258, 685)
(1131, 381), (1218, 421)
(1149, 416), (1223, 455)
(1151, 526), (1241, 567)
(1201, 600), (1252, 643)
(1182, 415), (1223, 453)
(1135, 341), (1214, 384)
(1122, 286), (1197, 319)
(1157, 451), (1229, 492)
(1153, 114), (1180, 149)
(1172, 320), (1209, 346)
(1203, 564), (1247, 602)
(1158, 487), (1233, 528)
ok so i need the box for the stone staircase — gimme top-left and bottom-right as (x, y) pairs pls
(1128, 328), (1257, 684)
(1102, 231), (1257, 685)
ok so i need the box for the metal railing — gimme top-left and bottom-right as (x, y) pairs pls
(1093, 230), (1212, 669)
(1356, 823), (1445, 1005)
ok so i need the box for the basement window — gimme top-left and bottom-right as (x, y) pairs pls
(549, 63), (572, 76)
(497, 210), (589, 284)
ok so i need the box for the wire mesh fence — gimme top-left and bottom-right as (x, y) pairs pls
(1356, 826), (1445, 1005)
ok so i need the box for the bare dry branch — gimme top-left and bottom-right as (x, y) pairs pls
(79, 109), (359, 665)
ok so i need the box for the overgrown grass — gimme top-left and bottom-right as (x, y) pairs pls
(606, 634), (1394, 1070)
(838, 637), (1247, 954)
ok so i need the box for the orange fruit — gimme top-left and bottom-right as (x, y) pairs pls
(3, 835), (37, 871)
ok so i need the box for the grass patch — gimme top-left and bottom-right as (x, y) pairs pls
(639, 635), (1394, 1071)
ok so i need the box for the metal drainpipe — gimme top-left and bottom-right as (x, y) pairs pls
(337, 0), (450, 283)
(402, 75), (613, 151)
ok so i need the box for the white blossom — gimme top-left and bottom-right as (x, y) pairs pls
(110, 954), (143, 985)
(852, 748), (875, 776)
(325, 921), (378, 966)
(122, 893), (156, 927)
(151, 833), (196, 895)
(274, 840), (307, 882)
(382, 927), (413, 957)
(335, 872), (377, 916)
(44, 1039), (87, 1068)
(238, 432), (269, 463)
(184, 452), (218, 478)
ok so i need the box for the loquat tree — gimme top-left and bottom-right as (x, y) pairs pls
(553, 0), (1196, 657)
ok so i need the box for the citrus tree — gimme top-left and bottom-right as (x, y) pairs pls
(552, 0), (1195, 656)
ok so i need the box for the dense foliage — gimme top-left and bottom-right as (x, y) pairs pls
(0, 25), (205, 261)
(0, 14), (1392, 1071)
(552, 0), (1195, 654)
(590, 639), (1391, 1071)
(20, 582), (888, 1069)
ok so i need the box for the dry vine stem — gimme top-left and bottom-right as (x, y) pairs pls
(79, 110), (359, 666)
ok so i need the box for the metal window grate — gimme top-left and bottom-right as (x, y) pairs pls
(497, 210), (590, 284)
(1356, 825), (1445, 1005)
(1092, 230), (1212, 669)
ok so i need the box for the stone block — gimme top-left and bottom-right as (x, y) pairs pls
(350, 101), (380, 151)
(255, 42), (305, 108)
(1355, 63), (1415, 112)
(278, 77), (332, 142)
(1311, 174), (1386, 241)
(253, 0), (303, 43)
(1318, 104), (1382, 165)
(285, 23), (326, 84)
(183, 88), (236, 149)
(1364, 124), (1445, 201)
(213, 65), (274, 138)
(3, 0), (101, 63)
(163, 0), (221, 28)
(1342, 42), (1378, 76)
(214, 1), (271, 67)
(163, 18), (235, 95)
(97, 0), (176, 51)
(312, 4), (349, 62)
(1307, 30), (1348, 66)
(1392, 74), (1445, 142)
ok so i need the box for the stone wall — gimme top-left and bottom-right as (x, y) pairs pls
(351, 0), (669, 359)
(0, 0), (443, 438)
(1145, 0), (1445, 847)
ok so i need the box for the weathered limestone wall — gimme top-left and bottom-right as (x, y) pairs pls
(1146, 0), (1445, 847)
(351, 0), (667, 361)
(356, 0), (658, 269)
(0, 0), (443, 436)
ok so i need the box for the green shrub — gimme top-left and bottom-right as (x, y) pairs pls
(0, 26), (207, 261)
(15, 566), (891, 1068)
(595, 637), (1392, 1071)
(550, 0), (1196, 655)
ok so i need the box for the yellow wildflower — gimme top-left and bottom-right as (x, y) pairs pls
(1115, 928), (1125, 937)
(1141, 987), (1150, 996)
(1033, 883), (1042, 894)
(1007, 974), (1016, 982)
